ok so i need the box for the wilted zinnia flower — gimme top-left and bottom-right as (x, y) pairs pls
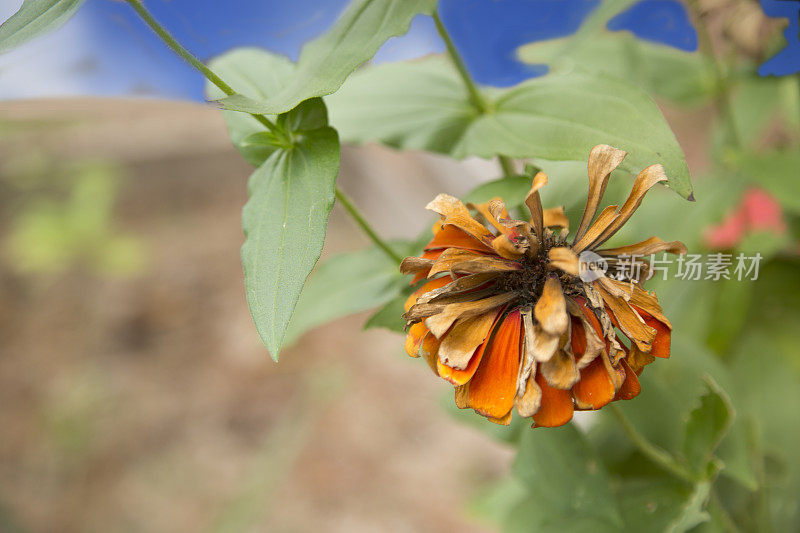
(401, 145), (687, 428)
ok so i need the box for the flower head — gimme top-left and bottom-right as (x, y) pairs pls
(401, 145), (687, 428)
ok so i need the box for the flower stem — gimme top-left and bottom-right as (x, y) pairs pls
(125, 0), (402, 264)
(432, 11), (488, 114)
(610, 404), (695, 482)
(335, 188), (404, 264)
(124, 0), (283, 138)
(432, 11), (518, 178)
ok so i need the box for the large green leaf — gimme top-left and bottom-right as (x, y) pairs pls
(517, 33), (714, 106)
(326, 56), (693, 198)
(283, 245), (406, 347)
(682, 376), (735, 474)
(0, 0), (84, 53)
(217, 0), (437, 116)
(616, 478), (710, 533)
(241, 100), (340, 361)
(510, 424), (623, 530)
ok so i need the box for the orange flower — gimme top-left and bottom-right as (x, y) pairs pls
(401, 145), (687, 428)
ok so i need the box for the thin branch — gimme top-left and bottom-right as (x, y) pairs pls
(335, 187), (404, 264)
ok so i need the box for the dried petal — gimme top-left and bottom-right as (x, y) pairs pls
(574, 144), (628, 242)
(438, 309), (503, 370)
(542, 206), (569, 230)
(534, 277), (568, 336)
(525, 171), (548, 238)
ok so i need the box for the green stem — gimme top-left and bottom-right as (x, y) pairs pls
(432, 11), (489, 114)
(125, 0), (402, 264)
(433, 11), (518, 178)
(610, 404), (695, 482)
(335, 187), (403, 264)
(124, 0), (282, 138)
(498, 155), (517, 177)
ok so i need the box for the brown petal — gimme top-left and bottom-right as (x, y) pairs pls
(534, 276), (568, 336)
(627, 344), (655, 374)
(454, 384), (469, 408)
(416, 273), (497, 305)
(426, 194), (496, 249)
(540, 348), (580, 389)
(542, 206), (569, 230)
(574, 144), (628, 243)
(600, 348), (626, 390)
(404, 277), (452, 313)
(438, 309), (503, 370)
(548, 247), (580, 276)
(400, 256), (434, 276)
(492, 234), (525, 259)
(566, 305), (605, 370)
(469, 198), (513, 236)
(573, 204), (619, 253)
(525, 171), (548, 238)
(518, 308), (537, 393)
(468, 310), (523, 420)
(592, 164), (668, 247)
(450, 258), (522, 275)
(425, 293), (517, 338)
(598, 287), (656, 352)
(514, 371), (542, 417)
(427, 248), (484, 277)
(597, 236), (688, 257)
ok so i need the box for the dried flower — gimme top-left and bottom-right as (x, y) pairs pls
(401, 145), (687, 427)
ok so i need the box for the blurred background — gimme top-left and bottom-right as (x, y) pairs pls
(0, 0), (797, 531)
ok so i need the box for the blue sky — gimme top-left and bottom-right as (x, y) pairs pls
(0, 0), (699, 102)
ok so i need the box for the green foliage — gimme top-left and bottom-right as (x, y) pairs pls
(0, 0), (85, 53)
(283, 244), (408, 347)
(240, 99), (340, 361)
(517, 33), (715, 107)
(508, 424), (623, 531)
(327, 56), (693, 198)
(682, 377), (734, 474)
(217, 0), (437, 115)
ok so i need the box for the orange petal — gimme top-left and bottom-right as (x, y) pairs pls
(633, 306), (671, 358)
(572, 357), (616, 410)
(467, 310), (523, 419)
(425, 224), (494, 253)
(438, 307), (506, 385)
(404, 276), (452, 312)
(419, 332), (441, 375)
(571, 317), (587, 358)
(532, 371), (574, 427)
(614, 358), (642, 400)
(404, 322), (428, 358)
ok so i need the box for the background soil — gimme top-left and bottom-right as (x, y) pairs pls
(0, 98), (515, 533)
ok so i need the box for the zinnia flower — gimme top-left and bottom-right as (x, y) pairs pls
(401, 145), (687, 428)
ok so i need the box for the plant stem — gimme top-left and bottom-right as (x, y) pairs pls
(610, 404), (696, 482)
(124, 0), (282, 137)
(433, 11), (518, 178)
(125, 0), (402, 264)
(432, 11), (489, 114)
(335, 187), (403, 263)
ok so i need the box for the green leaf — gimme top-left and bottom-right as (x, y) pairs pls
(0, 0), (85, 53)
(283, 245), (405, 347)
(517, 33), (714, 106)
(511, 424), (623, 530)
(217, 0), (437, 115)
(327, 56), (693, 198)
(207, 48), (295, 166)
(241, 111), (340, 361)
(616, 478), (710, 533)
(683, 376), (735, 474)
(364, 288), (410, 333)
(462, 174), (532, 207)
